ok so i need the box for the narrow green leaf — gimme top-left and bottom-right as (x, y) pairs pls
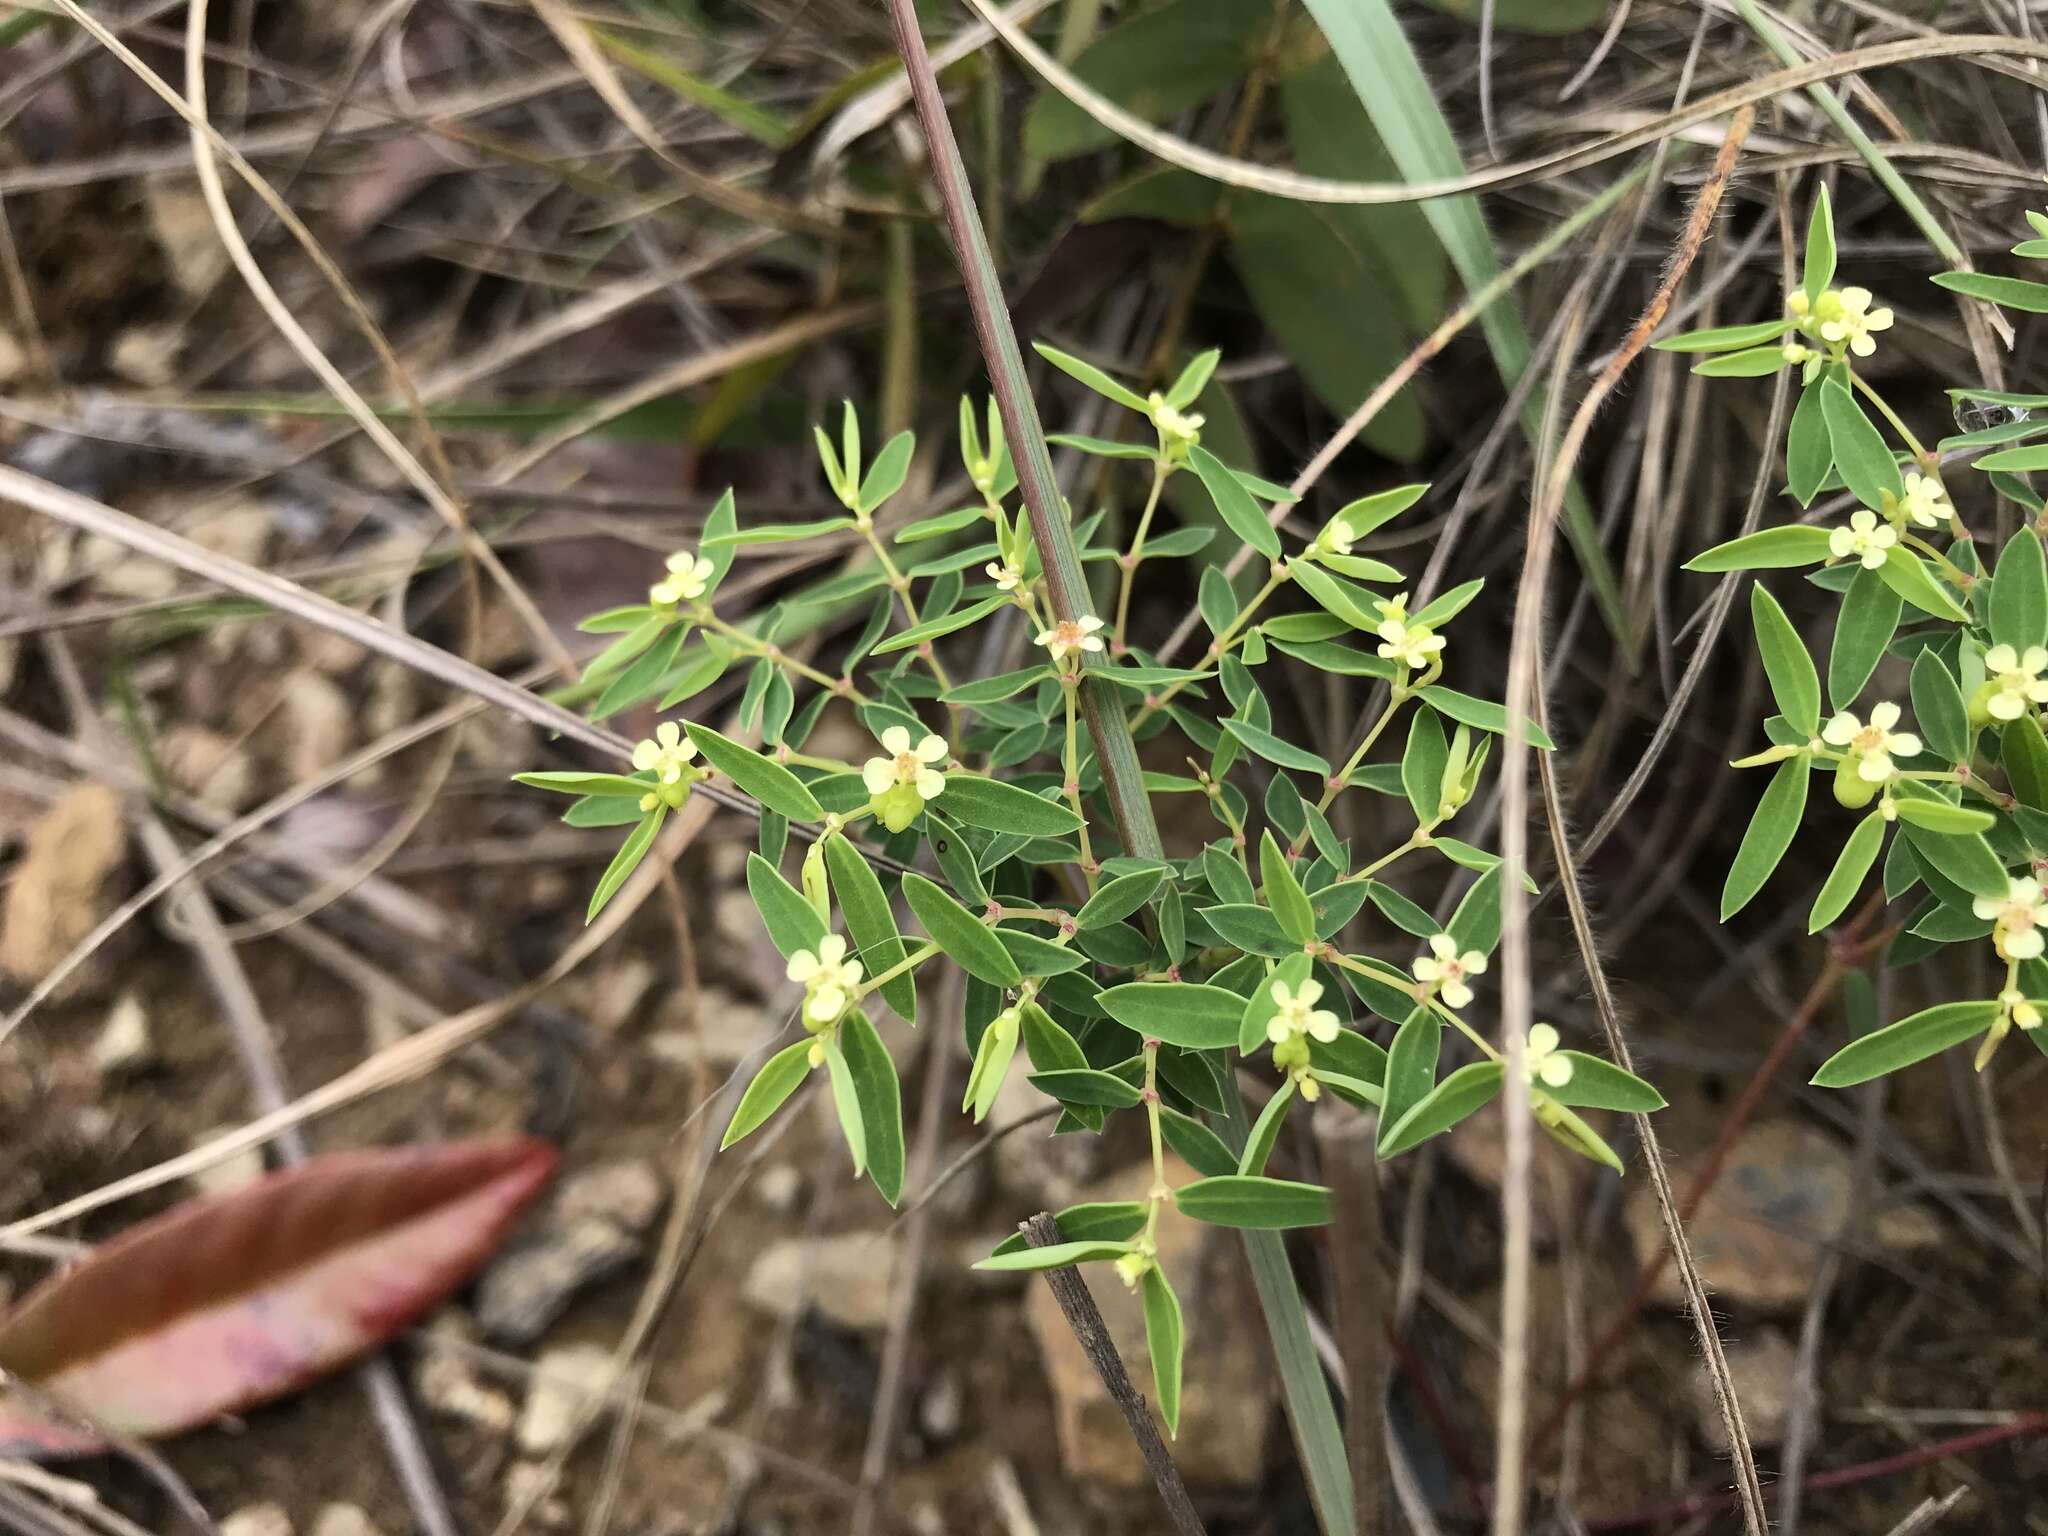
(1159, 1105), (1237, 1176)
(943, 666), (1055, 705)
(1380, 1061), (1506, 1157)
(869, 595), (1009, 654)
(1446, 863), (1506, 956)
(1142, 1268), (1185, 1438)
(746, 852), (827, 958)
(1750, 583), (1820, 737)
(1809, 812), (1886, 932)
(902, 873), (1019, 986)
(1685, 524), (1835, 572)
(515, 772), (651, 797)
(1031, 340), (1150, 411)
(939, 774), (1084, 836)
(1803, 183), (1836, 301)
(1877, 545), (1968, 622)
(683, 723), (824, 821)
(721, 1038), (814, 1148)
(1891, 798), (1993, 834)
(1224, 717), (1333, 778)
(1930, 271), (2048, 313)
(988, 1202), (1148, 1257)
(1787, 379), (1834, 506)
(1401, 706), (1449, 824)
(974, 1239), (1136, 1273)
(1376, 1008), (1441, 1151)
(1190, 445), (1280, 559)
(857, 430), (916, 513)
(1911, 651), (1970, 767)
(1173, 1174), (1331, 1229)
(587, 810), (664, 921)
(824, 1034), (867, 1176)
(1238, 1077), (1298, 1177)
(1721, 755), (1809, 919)
(1260, 830), (1318, 946)
(2007, 716), (2048, 809)
(702, 516), (854, 547)
(1691, 345), (1789, 378)
(1414, 686), (1555, 749)
(1821, 379), (1905, 510)
(1545, 1055), (1666, 1112)
(1653, 317), (1794, 353)
(823, 835), (914, 1024)
(1077, 867), (1166, 930)
(1029, 1067), (1144, 1109)
(1992, 530), (2048, 651)
(1827, 565), (1904, 710)
(1097, 982), (1251, 1050)
(1901, 819), (2009, 899)
(1811, 1000), (2000, 1086)
(997, 928), (1089, 976)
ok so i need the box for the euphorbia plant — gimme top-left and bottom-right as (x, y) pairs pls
(516, 349), (1665, 1433)
(1666, 188), (2048, 1079)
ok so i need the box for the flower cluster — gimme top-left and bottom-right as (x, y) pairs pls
(788, 934), (863, 1058)
(863, 727), (949, 832)
(650, 548), (713, 610)
(631, 721), (701, 811)
(1146, 392), (1203, 463)
(1822, 701), (1919, 807)
(1265, 978), (1340, 1098)
(1975, 876), (2047, 962)
(1784, 285), (1895, 364)
(1413, 933), (1487, 1009)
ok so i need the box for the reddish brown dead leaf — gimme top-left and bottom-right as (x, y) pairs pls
(0, 1137), (557, 1454)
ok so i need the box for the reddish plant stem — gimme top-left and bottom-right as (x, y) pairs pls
(1582, 1412), (2048, 1530)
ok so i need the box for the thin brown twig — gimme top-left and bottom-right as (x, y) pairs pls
(1494, 106), (1760, 1536)
(1018, 1214), (1207, 1536)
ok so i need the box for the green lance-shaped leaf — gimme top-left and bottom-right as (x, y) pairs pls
(1891, 798), (1994, 835)
(1786, 379), (1834, 506)
(1446, 862), (1506, 957)
(683, 723), (824, 821)
(1750, 583), (1820, 738)
(997, 929), (1089, 977)
(2007, 715), (2048, 809)
(1991, 529), (2048, 652)
(1876, 545), (1968, 623)
(1900, 810), (2009, 899)
(1412, 687), (1555, 748)
(1260, 830), (1317, 946)
(1076, 867), (1167, 930)
(1097, 982), (1250, 1050)
(962, 1008), (1019, 1123)
(1685, 525), (1836, 573)
(1828, 565), (1903, 711)
(1031, 340), (1149, 413)
(840, 1011), (904, 1204)
(1809, 812), (1886, 933)
(1691, 345), (1790, 378)
(1173, 1174), (1331, 1229)
(1653, 317), (1796, 353)
(746, 852), (827, 959)
(721, 1038), (815, 1149)
(1909, 650), (1971, 766)
(1401, 706), (1450, 824)
(1238, 1077), (1298, 1177)
(1288, 558), (1380, 634)
(587, 808), (665, 922)
(1802, 182), (1836, 301)
(822, 835), (914, 1024)
(987, 1201), (1148, 1258)
(1223, 717), (1333, 778)
(938, 774), (1085, 836)
(1820, 379), (1905, 511)
(870, 596), (1010, 655)
(1189, 444), (1280, 559)
(1159, 1105), (1237, 1177)
(1721, 754), (1809, 920)
(514, 772), (651, 798)
(1142, 1266), (1186, 1438)
(1930, 270), (2048, 313)
(902, 873), (1020, 987)
(1409, 579), (1484, 629)
(1543, 1055), (1667, 1113)
(823, 1033), (867, 1176)
(1376, 1008), (1442, 1155)
(857, 430), (915, 515)
(1811, 1000), (2002, 1087)
(1029, 1067), (1144, 1109)
(973, 1239), (1137, 1274)
(1379, 1060), (1506, 1157)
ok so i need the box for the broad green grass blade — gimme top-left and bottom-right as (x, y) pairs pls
(1294, 0), (1627, 645)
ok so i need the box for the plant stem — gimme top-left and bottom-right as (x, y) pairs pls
(1062, 674), (1099, 886)
(698, 611), (862, 699)
(1140, 1039), (1169, 1247)
(1115, 461), (1170, 648)
(1134, 564), (1290, 728)
(1850, 371), (1931, 466)
(861, 940), (940, 997)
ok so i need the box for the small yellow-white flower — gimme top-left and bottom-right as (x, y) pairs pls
(2001, 988), (2043, 1032)
(1113, 1250), (1154, 1289)
(863, 726), (948, 801)
(1899, 472), (1954, 530)
(986, 560), (1023, 592)
(1822, 701), (1920, 782)
(1523, 1022), (1573, 1088)
(1809, 286), (1895, 358)
(1983, 644), (2048, 722)
(788, 933), (863, 1025)
(632, 720), (698, 784)
(1266, 978), (1342, 1045)
(1147, 392), (1204, 456)
(1974, 876), (2047, 961)
(1035, 614), (1106, 663)
(1373, 593), (1446, 673)
(1829, 508), (1896, 570)
(1315, 515), (1357, 558)
(650, 549), (714, 607)
(1412, 933), (1488, 1010)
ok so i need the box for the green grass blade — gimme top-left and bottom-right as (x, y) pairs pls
(1294, 0), (1628, 646)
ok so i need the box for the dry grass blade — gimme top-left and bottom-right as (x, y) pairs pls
(1494, 111), (1764, 1536)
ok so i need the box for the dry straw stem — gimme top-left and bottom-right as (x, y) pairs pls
(1494, 110), (1763, 1536)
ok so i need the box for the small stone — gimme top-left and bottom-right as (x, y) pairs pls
(144, 175), (232, 299)
(1876, 1201), (1942, 1252)
(580, 957), (656, 1036)
(309, 1505), (381, 1536)
(555, 1158), (665, 1232)
(918, 1367), (963, 1444)
(743, 1232), (901, 1334)
(476, 1160), (664, 1343)
(159, 726), (257, 813)
(91, 991), (153, 1076)
(1624, 1121), (1852, 1312)
(516, 1343), (612, 1455)
(502, 1463), (569, 1530)
(220, 1505), (292, 1536)
(752, 1164), (801, 1215)
(189, 1128), (266, 1196)
(108, 325), (179, 388)
(1688, 1329), (1802, 1452)
(1025, 1156), (1273, 1488)
(280, 672), (354, 782)
(414, 1317), (514, 1431)
(0, 784), (131, 1003)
